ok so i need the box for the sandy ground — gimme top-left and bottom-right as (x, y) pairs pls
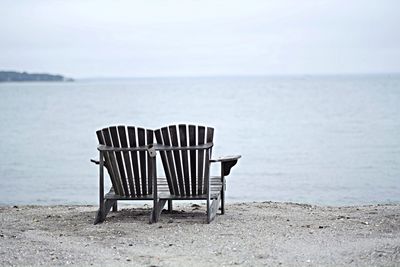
(0, 202), (399, 266)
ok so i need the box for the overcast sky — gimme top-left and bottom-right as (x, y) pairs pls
(1, 0), (399, 78)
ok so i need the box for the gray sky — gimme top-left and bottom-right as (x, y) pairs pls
(1, 0), (399, 78)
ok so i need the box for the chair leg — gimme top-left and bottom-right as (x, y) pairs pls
(150, 199), (167, 223)
(94, 199), (115, 224)
(221, 189), (225, 215)
(94, 207), (105, 225)
(207, 197), (220, 223)
(95, 152), (105, 225)
(94, 199), (106, 225)
(112, 201), (118, 212)
(168, 200), (173, 213)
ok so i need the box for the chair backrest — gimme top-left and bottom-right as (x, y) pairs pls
(155, 124), (214, 197)
(96, 126), (154, 197)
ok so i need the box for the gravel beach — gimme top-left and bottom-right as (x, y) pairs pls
(1, 202), (399, 266)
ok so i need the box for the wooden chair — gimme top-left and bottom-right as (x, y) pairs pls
(154, 124), (241, 223)
(91, 125), (158, 224)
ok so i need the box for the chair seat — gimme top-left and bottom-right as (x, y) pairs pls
(105, 176), (223, 200)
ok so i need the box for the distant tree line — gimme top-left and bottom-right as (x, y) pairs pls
(0, 71), (73, 82)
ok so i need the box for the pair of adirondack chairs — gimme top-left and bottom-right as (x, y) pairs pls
(91, 124), (240, 224)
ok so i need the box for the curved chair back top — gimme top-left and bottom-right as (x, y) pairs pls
(155, 124), (214, 197)
(96, 126), (154, 198)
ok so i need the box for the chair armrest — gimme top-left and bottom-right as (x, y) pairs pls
(210, 155), (241, 163)
(90, 159), (100, 165)
(211, 155), (241, 177)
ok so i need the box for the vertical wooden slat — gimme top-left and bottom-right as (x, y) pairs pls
(207, 127), (214, 160)
(146, 129), (154, 195)
(96, 130), (105, 145)
(204, 147), (211, 196)
(137, 128), (147, 195)
(155, 129), (174, 194)
(169, 125), (185, 196)
(197, 126), (205, 195)
(128, 126), (141, 196)
(206, 127), (214, 144)
(179, 125), (190, 196)
(96, 130), (116, 191)
(98, 150), (104, 223)
(162, 127), (180, 196)
(110, 126), (129, 197)
(102, 128), (124, 195)
(118, 126), (135, 197)
(206, 127), (214, 195)
(189, 125), (197, 195)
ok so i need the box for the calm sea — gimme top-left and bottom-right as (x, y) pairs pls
(0, 75), (399, 206)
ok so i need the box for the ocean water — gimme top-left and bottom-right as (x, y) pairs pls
(0, 75), (399, 206)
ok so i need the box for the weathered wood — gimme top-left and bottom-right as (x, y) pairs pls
(128, 127), (141, 196)
(150, 156), (158, 223)
(204, 146), (211, 198)
(112, 201), (118, 212)
(210, 155), (241, 162)
(95, 125), (159, 224)
(161, 127), (179, 195)
(94, 199), (117, 224)
(208, 194), (221, 223)
(220, 173), (225, 215)
(97, 131), (117, 194)
(189, 125), (197, 195)
(197, 126), (205, 195)
(102, 128), (124, 195)
(155, 130), (174, 195)
(110, 126), (129, 197)
(138, 128), (147, 195)
(95, 124), (240, 224)
(97, 143), (213, 152)
(168, 200), (173, 213)
(155, 124), (220, 222)
(222, 160), (239, 177)
(117, 126), (134, 197)
(147, 129), (154, 195)
(179, 125), (190, 196)
(94, 151), (105, 225)
(150, 199), (167, 223)
(169, 125), (185, 195)
(104, 199), (116, 216)
(96, 130), (105, 145)
(206, 127), (214, 144)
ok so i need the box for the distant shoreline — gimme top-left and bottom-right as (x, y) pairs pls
(0, 71), (73, 82)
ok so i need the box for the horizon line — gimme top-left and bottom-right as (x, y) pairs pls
(77, 72), (400, 80)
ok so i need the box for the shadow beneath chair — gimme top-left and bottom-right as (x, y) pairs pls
(97, 205), (211, 224)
